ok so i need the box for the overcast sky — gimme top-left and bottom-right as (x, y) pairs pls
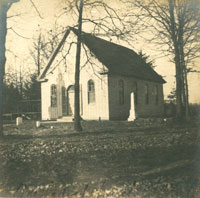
(5, 0), (200, 103)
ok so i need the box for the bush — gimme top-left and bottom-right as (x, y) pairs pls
(189, 104), (200, 118)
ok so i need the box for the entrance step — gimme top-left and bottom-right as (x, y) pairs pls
(57, 116), (74, 122)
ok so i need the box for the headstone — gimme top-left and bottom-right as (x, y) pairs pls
(36, 121), (40, 128)
(16, 117), (22, 126)
(128, 92), (136, 121)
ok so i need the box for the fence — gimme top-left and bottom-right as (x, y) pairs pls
(3, 99), (41, 120)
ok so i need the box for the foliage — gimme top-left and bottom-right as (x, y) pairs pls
(167, 88), (176, 101)
(3, 81), (21, 113)
(189, 104), (200, 118)
(138, 50), (156, 69)
(3, 71), (41, 114)
(23, 72), (41, 100)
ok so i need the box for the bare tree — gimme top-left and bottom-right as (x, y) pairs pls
(30, 26), (62, 75)
(30, 33), (43, 75)
(38, 0), (139, 131)
(0, 0), (44, 135)
(123, 0), (200, 119)
(0, 0), (20, 135)
(72, 0), (83, 131)
(59, 0), (132, 131)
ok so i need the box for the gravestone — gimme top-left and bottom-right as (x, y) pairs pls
(36, 121), (40, 128)
(128, 92), (136, 121)
(16, 117), (22, 126)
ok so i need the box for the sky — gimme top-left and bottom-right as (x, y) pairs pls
(5, 0), (200, 103)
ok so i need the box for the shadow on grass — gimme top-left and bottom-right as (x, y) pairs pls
(1, 153), (78, 190)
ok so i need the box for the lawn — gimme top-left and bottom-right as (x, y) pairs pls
(0, 119), (200, 198)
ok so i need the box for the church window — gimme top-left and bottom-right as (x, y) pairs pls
(155, 85), (159, 105)
(145, 84), (149, 104)
(51, 84), (57, 107)
(88, 80), (95, 104)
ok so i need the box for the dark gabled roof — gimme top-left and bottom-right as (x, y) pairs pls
(71, 28), (165, 84)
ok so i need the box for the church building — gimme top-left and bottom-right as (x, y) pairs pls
(38, 28), (166, 121)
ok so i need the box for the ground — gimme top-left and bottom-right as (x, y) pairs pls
(0, 119), (200, 198)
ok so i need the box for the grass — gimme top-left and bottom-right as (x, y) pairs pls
(0, 120), (200, 197)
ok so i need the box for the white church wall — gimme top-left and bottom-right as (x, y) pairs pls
(40, 34), (110, 120)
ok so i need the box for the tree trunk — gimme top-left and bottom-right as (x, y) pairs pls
(74, 0), (83, 132)
(185, 73), (189, 119)
(183, 61), (189, 119)
(174, 54), (183, 119)
(37, 34), (41, 75)
(168, 0), (183, 119)
(180, 62), (186, 111)
(0, 2), (8, 136)
(180, 43), (189, 119)
(178, 9), (189, 120)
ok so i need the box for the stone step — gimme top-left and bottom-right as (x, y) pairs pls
(57, 116), (74, 122)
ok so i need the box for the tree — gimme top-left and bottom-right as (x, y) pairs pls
(23, 72), (41, 100)
(138, 50), (156, 69)
(124, 0), (200, 119)
(30, 25), (62, 75)
(0, 0), (43, 134)
(60, 0), (130, 131)
(72, 0), (83, 131)
(167, 88), (176, 101)
(0, 0), (20, 135)
(3, 75), (21, 114)
(38, 0), (137, 131)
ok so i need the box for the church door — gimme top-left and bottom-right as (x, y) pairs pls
(62, 87), (68, 116)
(67, 85), (75, 116)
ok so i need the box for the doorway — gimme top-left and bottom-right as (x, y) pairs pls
(67, 85), (75, 116)
(62, 87), (68, 116)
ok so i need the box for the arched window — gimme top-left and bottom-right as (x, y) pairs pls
(134, 82), (138, 105)
(51, 84), (57, 107)
(119, 80), (124, 105)
(144, 84), (149, 104)
(155, 85), (159, 105)
(88, 80), (95, 104)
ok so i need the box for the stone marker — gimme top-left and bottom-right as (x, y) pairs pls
(16, 117), (22, 126)
(36, 121), (40, 128)
(128, 92), (136, 121)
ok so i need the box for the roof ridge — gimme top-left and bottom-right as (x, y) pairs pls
(71, 27), (138, 56)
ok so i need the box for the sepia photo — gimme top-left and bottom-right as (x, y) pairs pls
(0, 0), (200, 197)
